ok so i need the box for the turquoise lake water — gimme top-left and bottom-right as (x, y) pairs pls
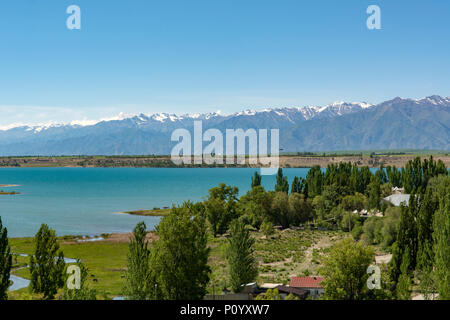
(0, 168), (310, 237)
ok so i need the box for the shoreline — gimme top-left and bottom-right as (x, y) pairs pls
(0, 154), (449, 168)
(120, 208), (170, 217)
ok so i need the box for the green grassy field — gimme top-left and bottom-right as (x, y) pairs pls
(9, 236), (129, 299)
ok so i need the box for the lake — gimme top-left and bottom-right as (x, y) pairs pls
(0, 167), (310, 237)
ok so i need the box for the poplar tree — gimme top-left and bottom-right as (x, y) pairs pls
(367, 177), (381, 209)
(396, 249), (412, 300)
(389, 199), (418, 283)
(416, 188), (437, 270)
(432, 176), (450, 300)
(227, 219), (258, 293)
(291, 176), (306, 194)
(306, 165), (323, 197)
(29, 224), (65, 299)
(274, 168), (289, 194)
(251, 171), (261, 188)
(0, 217), (12, 300)
(124, 222), (152, 300)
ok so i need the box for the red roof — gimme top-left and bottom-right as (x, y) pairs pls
(290, 276), (324, 288)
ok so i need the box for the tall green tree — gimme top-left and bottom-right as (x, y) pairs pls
(204, 183), (238, 237)
(238, 186), (271, 228)
(290, 176), (306, 194)
(320, 238), (375, 300)
(270, 191), (290, 228)
(306, 165), (323, 198)
(150, 202), (210, 300)
(123, 221), (153, 300)
(367, 177), (381, 210)
(390, 197), (419, 283)
(0, 217), (12, 300)
(288, 192), (313, 225)
(29, 224), (65, 299)
(396, 248), (412, 300)
(251, 171), (262, 188)
(227, 219), (258, 293)
(274, 168), (289, 194)
(416, 188), (437, 270)
(432, 176), (450, 300)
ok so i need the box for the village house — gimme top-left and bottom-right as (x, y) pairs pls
(391, 186), (404, 194)
(381, 194), (410, 207)
(289, 276), (324, 298)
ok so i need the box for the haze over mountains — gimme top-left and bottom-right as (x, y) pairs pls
(0, 96), (449, 156)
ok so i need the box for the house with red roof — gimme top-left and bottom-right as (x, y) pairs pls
(289, 276), (324, 298)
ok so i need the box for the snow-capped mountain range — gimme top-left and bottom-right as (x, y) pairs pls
(0, 100), (373, 133)
(0, 96), (449, 155)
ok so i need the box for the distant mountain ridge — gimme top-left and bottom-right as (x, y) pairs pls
(0, 96), (449, 155)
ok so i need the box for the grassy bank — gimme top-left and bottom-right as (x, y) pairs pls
(122, 208), (171, 217)
(0, 191), (20, 195)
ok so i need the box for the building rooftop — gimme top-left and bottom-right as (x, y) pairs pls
(382, 194), (410, 207)
(290, 276), (324, 288)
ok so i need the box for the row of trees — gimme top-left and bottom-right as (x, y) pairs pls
(389, 175), (450, 299)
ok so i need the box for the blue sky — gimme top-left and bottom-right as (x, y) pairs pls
(0, 0), (449, 126)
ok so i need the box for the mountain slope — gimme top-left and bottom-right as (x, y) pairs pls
(0, 96), (448, 155)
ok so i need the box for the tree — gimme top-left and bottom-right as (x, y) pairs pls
(227, 219), (258, 293)
(288, 193), (313, 225)
(380, 207), (401, 249)
(255, 288), (282, 300)
(416, 187), (437, 270)
(123, 221), (152, 300)
(340, 212), (360, 232)
(375, 167), (387, 184)
(389, 197), (418, 283)
(238, 186), (271, 228)
(367, 177), (381, 210)
(274, 168), (289, 194)
(341, 193), (367, 212)
(291, 176), (305, 194)
(270, 192), (290, 228)
(260, 220), (274, 237)
(380, 182), (393, 198)
(251, 171), (262, 188)
(321, 184), (341, 215)
(431, 176), (450, 300)
(29, 224), (65, 299)
(150, 203), (210, 300)
(396, 249), (412, 300)
(0, 217), (12, 300)
(306, 165), (323, 198)
(204, 183), (238, 237)
(60, 260), (97, 300)
(320, 238), (375, 300)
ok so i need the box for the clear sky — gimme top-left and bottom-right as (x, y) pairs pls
(0, 0), (449, 127)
